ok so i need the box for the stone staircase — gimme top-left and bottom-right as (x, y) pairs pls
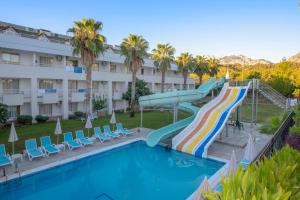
(258, 80), (288, 110)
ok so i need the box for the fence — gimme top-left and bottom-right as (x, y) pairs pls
(253, 111), (295, 162)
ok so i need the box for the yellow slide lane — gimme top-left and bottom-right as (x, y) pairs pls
(183, 88), (239, 154)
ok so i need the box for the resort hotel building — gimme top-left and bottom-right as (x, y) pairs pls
(0, 21), (195, 120)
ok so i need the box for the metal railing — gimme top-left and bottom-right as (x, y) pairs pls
(254, 111), (295, 162)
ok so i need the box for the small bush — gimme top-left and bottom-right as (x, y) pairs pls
(259, 116), (281, 134)
(74, 111), (84, 119)
(68, 114), (76, 120)
(0, 103), (8, 127)
(17, 115), (33, 125)
(35, 115), (49, 123)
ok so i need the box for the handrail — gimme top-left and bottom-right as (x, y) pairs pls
(259, 80), (287, 102)
(254, 111), (295, 162)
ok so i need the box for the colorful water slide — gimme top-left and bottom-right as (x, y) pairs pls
(140, 78), (225, 147)
(172, 82), (251, 157)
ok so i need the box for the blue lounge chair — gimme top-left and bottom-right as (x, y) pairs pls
(63, 132), (82, 150)
(103, 125), (119, 139)
(40, 136), (59, 156)
(75, 130), (93, 146)
(0, 144), (12, 167)
(116, 123), (133, 136)
(25, 139), (44, 161)
(240, 159), (251, 170)
(94, 127), (110, 142)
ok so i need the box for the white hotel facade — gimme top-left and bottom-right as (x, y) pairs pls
(0, 21), (195, 120)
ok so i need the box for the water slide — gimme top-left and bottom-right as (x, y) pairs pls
(139, 78), (225, 147)
(172, 82), (251, 157)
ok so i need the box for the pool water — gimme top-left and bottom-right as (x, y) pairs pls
(0, 141), (223, 200)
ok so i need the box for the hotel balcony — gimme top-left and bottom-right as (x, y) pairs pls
(69, 89), (86, 102)
(0, 89), (31, 106)
(112, 91), (123, 100)
(37, 89), (61, 104)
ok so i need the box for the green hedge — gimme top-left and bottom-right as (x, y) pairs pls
(205, 146), (300, 200)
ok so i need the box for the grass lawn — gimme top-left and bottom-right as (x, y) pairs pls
(239, 103), (284, 123)
(0, 110), (191, 154)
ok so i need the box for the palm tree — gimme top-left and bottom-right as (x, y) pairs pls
(176, 52), (193, 89)
(207, 58), (221, 77)
(194, 55), (208, 84)
(120, 34), (149, 117)
(68, 18), (106, 115)
(151, 43), (175, 92)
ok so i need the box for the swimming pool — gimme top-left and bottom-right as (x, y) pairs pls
(0, 141), (224, 200)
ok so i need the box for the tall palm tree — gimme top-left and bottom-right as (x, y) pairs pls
(120, 34), (149, 117)
(207, 58), (221, 77)
(194, 55), (208, 84)
(176, 52), (193, 89)
(68, 18), (106, 115)
(151, 43), (175, 92)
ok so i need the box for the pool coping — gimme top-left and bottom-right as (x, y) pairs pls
(0, 137), (145, 183)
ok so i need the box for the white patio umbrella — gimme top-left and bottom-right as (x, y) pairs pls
(243, 135), (255, 162)
(110, 111), (116, 130)
(225, 69), (230, 80)
(8, 122), (18, 155)
(85, 115), (93, 137)
(227, 150), (237, 177)
(192, 176), (212, 200)
(54, 118), (62, 144)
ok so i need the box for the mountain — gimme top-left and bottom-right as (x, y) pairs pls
(288, 52), (300, 63)
(218, 55), (272, 66)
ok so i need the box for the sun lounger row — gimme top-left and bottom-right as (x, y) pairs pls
(0, 123), (133, 163)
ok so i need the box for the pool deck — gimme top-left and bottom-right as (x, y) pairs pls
(0, 123), (272, 183)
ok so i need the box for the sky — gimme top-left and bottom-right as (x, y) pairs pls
(1, 0), (300, 62)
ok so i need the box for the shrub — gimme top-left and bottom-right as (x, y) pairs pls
(68, 114), (76, 120)
(259, 116), (281, 134)
(74, 111), (84, 119)
(0, 103), (8, 127)
(35, 115), (49, 123)
(92, 95), (107, 111)
(268, 75), (295, 97)
(17, 115), (33, 125)
(205, 146), (300, 200)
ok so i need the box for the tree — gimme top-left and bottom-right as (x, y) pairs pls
(122, 79), (152, 106)
(193, 55), (208, 84)
(176, 52), (193, 89)
(151, 43), (176, 92)
(0, 103), (8, 128)
(92, 95), (107, 111)
(120, 34), (149, 117)
(207, 57), (220, 77)
(68, 18), (106, 116)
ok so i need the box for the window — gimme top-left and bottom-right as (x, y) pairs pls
(92, 81), (100, 92)
(7, 106), (17, 119)
(69, 102), (78, 112)
(39, 80), (54, 89)
(92, 63), (100, 71)
(153, 69), (156, 75)
(66, 60), (78, 66)
(141, 68), (144, 75)
(2, 53), (20, 64)
(2, 79), (19, 94)
(68, 80), (78, 90)
(110, 63), (117, 72)
(39, 104), (52, 116)
(112, 82), (117, 92)
(39, 56), (53, 66)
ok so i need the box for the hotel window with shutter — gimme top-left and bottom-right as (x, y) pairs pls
(110, 63), (117, 72)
